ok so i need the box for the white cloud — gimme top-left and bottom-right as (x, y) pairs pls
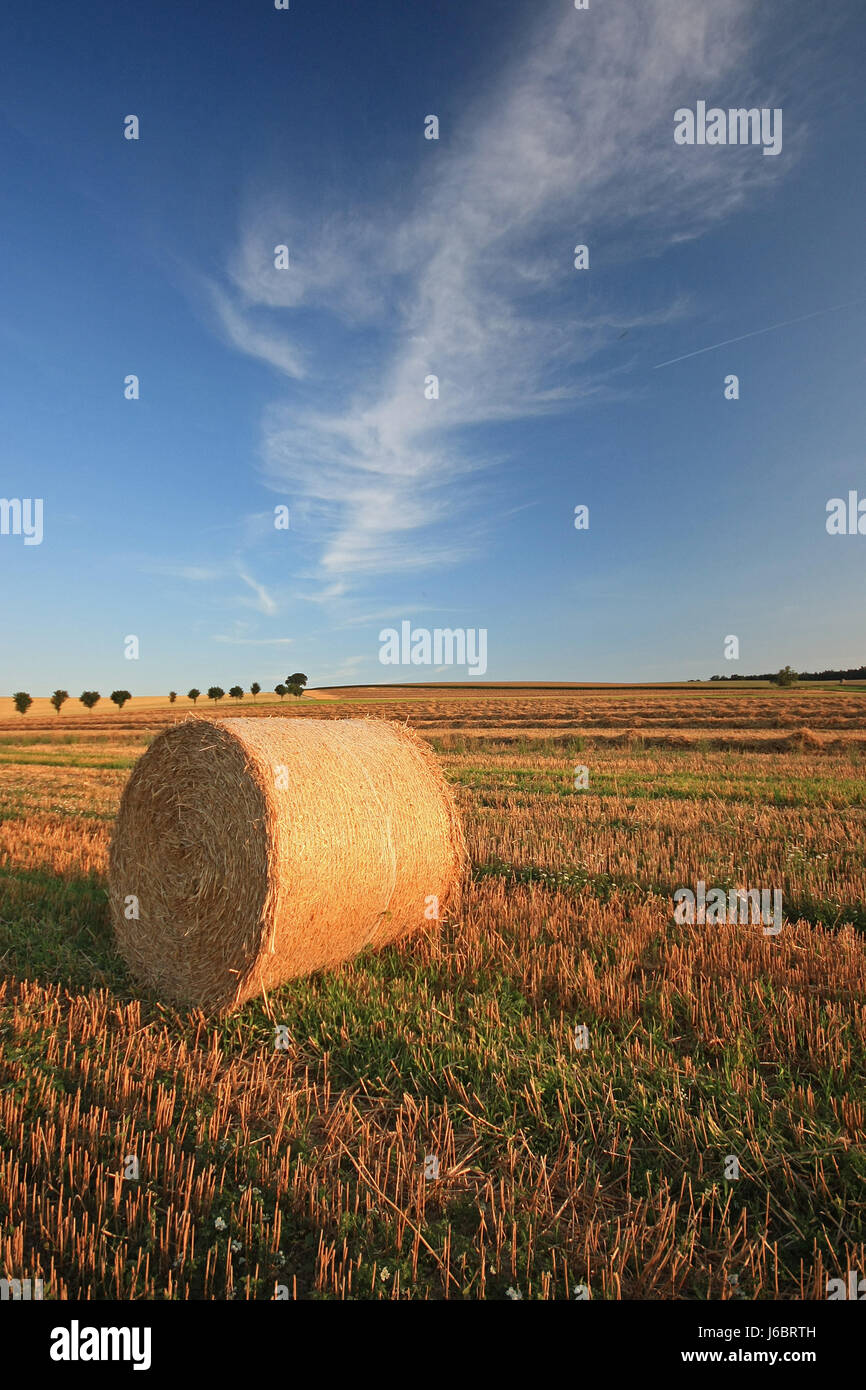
(237, 569), (279, 615)
(294, 580), (348, 603)
(338, 605), (434, 628)
(209, 0), (788, 589)
(212, 635), (294, 645)
(210, 284), (306, 379)
(312, 655), (367, 681)
(147, 563), (221, 582)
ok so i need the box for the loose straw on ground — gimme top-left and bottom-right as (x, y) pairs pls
(108, 717), (465, 1013)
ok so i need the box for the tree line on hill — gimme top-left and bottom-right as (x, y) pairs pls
(708, 664), (866, 685)
(10, 675), (308, 716)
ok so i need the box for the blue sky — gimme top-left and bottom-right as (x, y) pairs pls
(1, 0), (864, 693)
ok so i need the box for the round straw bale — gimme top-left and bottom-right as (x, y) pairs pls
(108, 717), (465, 1013)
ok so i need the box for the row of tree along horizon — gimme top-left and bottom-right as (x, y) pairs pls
(709, 665), (866, 683)
(9, 675), (309, 716)
(10, 667), (865, 714)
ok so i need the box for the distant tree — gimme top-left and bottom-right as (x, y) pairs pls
(12, 691), (32, 716)
(701, 662), (865, 684)
(287, 681), (304, 699)
(80, 691), (100, 711)
(773, 665), (798, 687)
(169, 691), (177, 704)
(287, 673), (308, 690)
(188, 688), (201, 704)
(250, 682), (261, 702)
(50, 689), (69, 715)
(207, 686), (225, 704)
(229, 686), (244, 702)
(274, 684), (287, 701)
(110, 690), (132, 710)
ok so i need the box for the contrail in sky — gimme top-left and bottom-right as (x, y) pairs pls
(653, 298), (863, 369)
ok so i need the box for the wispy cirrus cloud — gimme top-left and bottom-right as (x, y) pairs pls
(236, 569), (279, 615)
(212, 634), (293, 645)
(146, 562), (222, 582)
(209, 284), (307, 380)
(142, 555), (285, 617)
(311, 654), (367, 682)
(206, 0), (789, 590)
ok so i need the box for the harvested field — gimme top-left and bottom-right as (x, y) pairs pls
(0, 688), (863, 1299)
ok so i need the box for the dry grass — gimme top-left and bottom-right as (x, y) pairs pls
(0, 688), (863, 1298)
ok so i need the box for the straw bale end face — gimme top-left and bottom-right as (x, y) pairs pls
(108, 717), (465, 1014)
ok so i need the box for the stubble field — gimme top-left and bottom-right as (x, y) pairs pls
(0, 687), (863, 1299)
